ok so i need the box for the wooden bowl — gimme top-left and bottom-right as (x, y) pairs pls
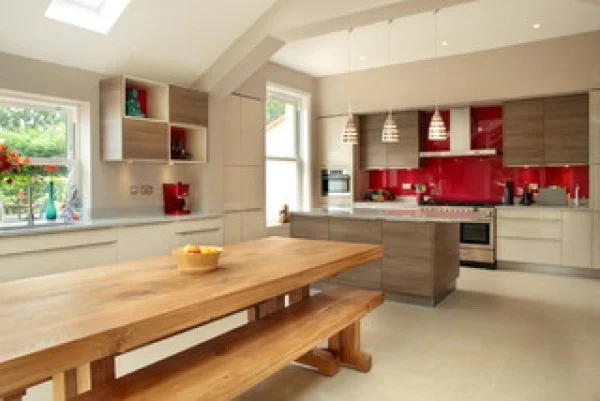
(172, 247), (223, 273)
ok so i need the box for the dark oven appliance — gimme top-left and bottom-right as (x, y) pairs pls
(321, 169), (351, 196)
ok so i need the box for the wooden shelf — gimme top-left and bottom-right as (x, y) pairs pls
(169, 124), (207, 164)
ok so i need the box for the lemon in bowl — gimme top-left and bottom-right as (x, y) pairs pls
(173, 244), (223, 273)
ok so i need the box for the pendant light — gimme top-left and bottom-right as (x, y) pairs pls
(381, 19), (399, 143)
(342, 27), (359, 145)
(428, 8), (448, 141)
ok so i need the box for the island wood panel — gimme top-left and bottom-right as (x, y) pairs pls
(290, 215), (330, 240)
(359, 113), (387, 170)
(168, 85), (208, 127)
(0, 237), (383, 397)
(122, 118), (169, 160)
(328, 218), (382, 290)
(503, 99), (544, 166)
(386, 111), (420, 169)
(433, 223), (460, 295)
(543, 94), (589, 165)
(381, 221), (434, 297)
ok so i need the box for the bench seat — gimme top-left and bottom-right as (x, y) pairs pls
(73, 287), (384, 401)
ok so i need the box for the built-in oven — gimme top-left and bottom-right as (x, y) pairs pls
(459, 212), (496, 269)
(321, 169), (351, 196)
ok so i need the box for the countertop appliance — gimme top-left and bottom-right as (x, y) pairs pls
(503, 181), (515, 205)
(419, 201), (497, 269)
(163, 182), (191, 215)
(321, 169), (351, 196)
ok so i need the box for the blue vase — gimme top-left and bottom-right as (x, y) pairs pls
(45, 181), (57, 220)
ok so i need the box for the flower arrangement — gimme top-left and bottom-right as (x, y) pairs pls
(0, 144), (30, 184)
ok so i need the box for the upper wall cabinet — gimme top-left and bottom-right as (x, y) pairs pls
(543, 94), (589, 165)
(224, 95), (264, 167)
(100, 75), (209, 163)
(360, 111), (420, 170)
(503, 94), (589, 166)
(503, 99), (544, 166)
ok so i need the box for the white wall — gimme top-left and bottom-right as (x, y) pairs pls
(0, 51), (201, 217)
(317, 30), (600, 116)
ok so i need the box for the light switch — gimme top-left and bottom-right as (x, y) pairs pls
(130, 185), (139, 195)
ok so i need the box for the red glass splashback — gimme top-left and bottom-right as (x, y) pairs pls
(368, 106), (589, 202)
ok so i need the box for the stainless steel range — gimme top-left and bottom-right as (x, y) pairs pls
(419, 203), (497, 269)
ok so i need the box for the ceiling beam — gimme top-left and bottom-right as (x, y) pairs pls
(194, 0), (474, 97)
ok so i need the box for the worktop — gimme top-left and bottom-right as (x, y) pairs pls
(495, 205), (591, 212)
(0, 212), (222, 238)
(292, 208), (487, 223)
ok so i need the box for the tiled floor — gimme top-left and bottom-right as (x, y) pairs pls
(25, 268), (600, 401)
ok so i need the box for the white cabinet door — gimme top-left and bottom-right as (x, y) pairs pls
(561, 211), (593, 268)
(592, 165), (600, 210)
(172, 219), (224, 247)
(223, 166), (243, 212)
(497, 218), (562, 240)
(319, 116), (352, 167)
(242, 166), (265, 210)
(117, 223), (175, 262)
(592, 212), (600, 269)
(224, 95), (242, 165)
(241, 97), (264, 166)
(497, 237), (561, 265)
(242, 210), (266, 241)
(0, 241), (118, 282)
(223, 212), (242, 245)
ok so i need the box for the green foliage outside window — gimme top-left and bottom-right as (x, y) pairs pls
(266, 98), (286, 126)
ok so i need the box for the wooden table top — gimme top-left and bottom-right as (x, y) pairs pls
(0, 237), (383, 396)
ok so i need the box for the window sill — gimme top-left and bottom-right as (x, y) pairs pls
(267, 222), (290, 228)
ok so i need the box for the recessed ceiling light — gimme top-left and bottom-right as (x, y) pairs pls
(45, 0), (132, 34)
(441, 41), (448, 46)
(532, 23), (541, 29)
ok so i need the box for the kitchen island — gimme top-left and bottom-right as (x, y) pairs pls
(291, 209), (484, 306)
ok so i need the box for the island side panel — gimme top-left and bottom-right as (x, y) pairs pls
(433, 223), (460, 301)
(328, 218), (382, 290)
(290, 214), (330, 240)
(381, 221), (435, 297)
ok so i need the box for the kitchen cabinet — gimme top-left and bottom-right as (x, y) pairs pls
(225, 95), (264, 166)
(117, 223), (174, 261)
(242, 210), (267, 241)
(561, 210), (592, 268)
(328, 217), (382, 290)
(223, 212), (242, 245)
(594, 212), (600, 269)
(360, 113), (387, 170)
(224, 96), (243, 165)
(591, 90), (600, 165)
(241, 166), (265, 210)
(359, 112), (420, 170)
(172, 219), (223, 247)
(168, 85), (208, 127)
(543, 94), (589, 165)
(319, 116), (353, 167)
(503, 99), (545, 166)
(386, 111), (420, 169)
(592, 165), (600, 210)
(290, 214), (329, 240)
(122, 118), (169, 160)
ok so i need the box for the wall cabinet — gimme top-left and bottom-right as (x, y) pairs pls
(360, 112), (420, 170)
(503, 94), (589, 166)
(101, 75), (208, 163)
(319, 116), (353, 167)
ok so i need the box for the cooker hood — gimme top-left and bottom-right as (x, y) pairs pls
(419, 108), (498, 158)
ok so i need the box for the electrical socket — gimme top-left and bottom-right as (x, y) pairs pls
(130, 185), (139, 196)
(140, 185), (154, 195)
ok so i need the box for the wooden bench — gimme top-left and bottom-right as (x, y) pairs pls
(72, 287), (383, 401)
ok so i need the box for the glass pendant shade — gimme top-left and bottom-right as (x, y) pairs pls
(381, 112), (400, 143)
(342, 115), (359, 145)
(428, 109), (448, 141)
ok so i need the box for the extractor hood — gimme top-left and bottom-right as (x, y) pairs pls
(419, 108), (498, 158)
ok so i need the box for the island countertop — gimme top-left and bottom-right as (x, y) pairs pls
(292, 208), (487, 223)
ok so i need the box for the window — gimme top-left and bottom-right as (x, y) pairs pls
(45, 0), (133, 34)
(265, 87), (309, 225)
(0, 96), (78, 225)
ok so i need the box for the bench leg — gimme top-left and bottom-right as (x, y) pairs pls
(53, 356), (115, 400)
(247, 295), (286, 322)
(288, 286), (310, 305)
(328, 321), (372, 373)
(296, 348), (340, 376)
(1, 390), (26, 401)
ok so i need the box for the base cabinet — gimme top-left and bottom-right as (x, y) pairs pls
(223, 210), (266, 244)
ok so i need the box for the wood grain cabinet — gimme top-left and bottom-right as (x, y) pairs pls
(290, 214), (329, 240)
(328, 218), (382, 290)
(168, 85), (208, 126)
(360, 112), (420, 170)
(503, 99), (545, 166)
(122, 118), (169, 160)
(543, 94), (589, 165)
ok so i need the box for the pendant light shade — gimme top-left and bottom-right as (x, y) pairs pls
(428, 109), (447, 141)
(382, 111), (400, 143)
(342, 28), (359, 145)
(428, 9), (448, 141)
(381, 19), (400, 143)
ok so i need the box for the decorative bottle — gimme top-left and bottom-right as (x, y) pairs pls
(45, 181), (57, 220)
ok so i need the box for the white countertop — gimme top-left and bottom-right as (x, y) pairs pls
(293, 209), (487, 223)
(495, 205), (592, 212)
(0, 212), (223, 238)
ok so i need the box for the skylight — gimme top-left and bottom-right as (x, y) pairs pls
(45, 0), (132, 34)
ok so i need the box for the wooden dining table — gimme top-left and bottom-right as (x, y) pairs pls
(0, 236), (383, 401)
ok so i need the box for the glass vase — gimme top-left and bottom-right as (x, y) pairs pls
(45, 181), (57, 221)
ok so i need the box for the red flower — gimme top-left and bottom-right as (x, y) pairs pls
(44, 165), (59, 173)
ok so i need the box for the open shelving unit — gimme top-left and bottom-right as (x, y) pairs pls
(100, 75), (208, 164)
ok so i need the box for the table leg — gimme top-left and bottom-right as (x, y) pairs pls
(1, 390), (26, 401)
(247, 295), (286, 322)
(288, 286), (310, 305)
(52, 356), (115, 400)
(328, 321), (372, 373)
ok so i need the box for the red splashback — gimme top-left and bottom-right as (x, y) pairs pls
(368, 106), (589, 202)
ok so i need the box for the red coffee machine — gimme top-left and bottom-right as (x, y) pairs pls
(163, 182), (191, 215)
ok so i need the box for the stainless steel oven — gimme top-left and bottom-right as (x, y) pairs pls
(459, 210), (496, 268)
(321, 169), (351, 196)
